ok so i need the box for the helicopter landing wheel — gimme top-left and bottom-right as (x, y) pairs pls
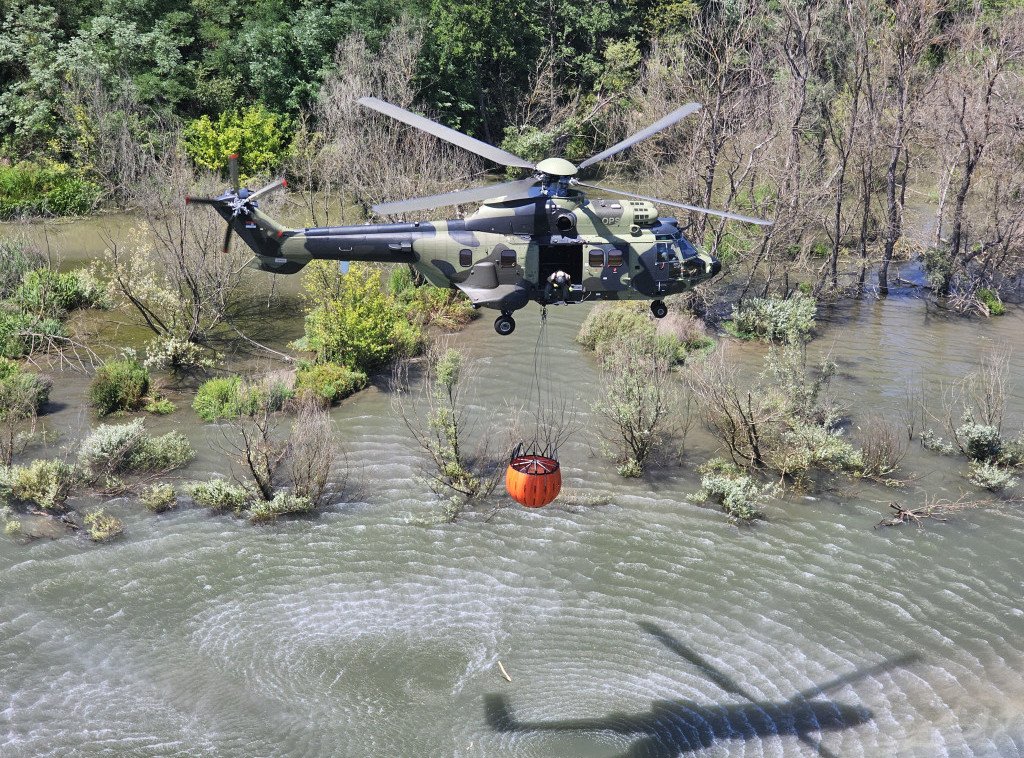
(650, 300), (668, 319)
(495, 313), (516, 336)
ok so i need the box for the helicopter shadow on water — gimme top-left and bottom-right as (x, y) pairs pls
(484, 621), (920, 758)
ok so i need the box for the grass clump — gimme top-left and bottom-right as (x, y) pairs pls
(186, 478), (253, 513)
(89, 359), (150, 416)
(84, 509), (124, 542)
(692, 459), (777, 522)
(390, 268), (477, 331)
(977, 289), (1004, 316)
(727, 293), (816, 343)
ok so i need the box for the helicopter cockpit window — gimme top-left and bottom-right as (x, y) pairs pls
(607, 249), (624, 267)
(499, 249), (517, 268)
(588, 249), (605, 268)
(655, 242), (677, 262)
(459, 249), (472, 267)
(677, 238), (699, 259)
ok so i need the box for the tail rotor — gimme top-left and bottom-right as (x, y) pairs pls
(185, 154), (287, 253)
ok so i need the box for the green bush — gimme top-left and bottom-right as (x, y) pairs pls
(0, 458), (78, 510)
(248, 492), (314, 523)
(692, 459), (777, 522)
(729, 293), (817, 343)
(294, 361), (367, 405)
(977, 289), (1005, 316)
(967, 460), (1018, 492)
(186, 478), (252, 513)
(78, 419), (194, 480)
(183, 105), (292, 180)
(84, 509), (124, 542)
(299, 262), (423, 373)
(89, 359), (150, 416)
(192, 373), (295, 421)
(577, 303), (689, 364)
(0, 241), (45, 299)
(0, 360), (51, 415)
(0, 163), (99, 219)
(16, 268), (108, 315)
(0, 310), (68, 358)
(141, 483), (177, 513)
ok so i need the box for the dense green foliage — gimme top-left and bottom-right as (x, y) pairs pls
(0, 162), (99, 218)
(89, 359), (151, 416)
(192, 374), (295, 421)
(577, 302), (705, 364)
(728, 294), (817, 344)
(298, 262), (421, 372)
(294, 361), (367, 405)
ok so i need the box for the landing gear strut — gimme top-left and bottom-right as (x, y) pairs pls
(650, 300), (668, 319)
(494, 313), (516, 335)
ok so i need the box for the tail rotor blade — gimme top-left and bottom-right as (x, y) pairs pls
(221, 223), (233, 254)
(229, 154), (240, 192)
(186, 196), (220, 206)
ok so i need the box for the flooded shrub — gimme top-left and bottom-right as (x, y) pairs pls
(186, 478), (252, 513)
(578, 303), (687, 363)
(977, 289), (1005, 316)
(78, 419), (194, 483)
(16, 269), (106, 316)
(728, 293), (816, 343)
(299, 262), (423, 373)
(141, 483), (177, 512)
(248, 492), (314, 523)
(393, 278), (477, 331)
(144, 397), (176, 415)
(967, 461), (1018, 492)
(84, 509), (124, 542)
(0, 241), (46, 300)
(955, 418), (1002, 462)
(143, 335), (217, 372)
(192, 374), (295, 421)
(0, 311), (68, 358)
(776, 421), (863, 478)
(3, 507), (21, 536)
(856, 414), (907, 479)
(0, 458), (78, 510)
(0, 359), (51, 413)
(294, 361), (367, 406)
(89, 359), (150, 416)
(693, 459), (777, 522)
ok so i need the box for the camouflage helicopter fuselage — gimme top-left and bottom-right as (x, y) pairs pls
(218, 187), (720, 333)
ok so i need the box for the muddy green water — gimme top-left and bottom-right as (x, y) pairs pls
(3, 215), (1024, 757)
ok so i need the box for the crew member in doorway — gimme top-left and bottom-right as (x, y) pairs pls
(545, 270), (571, 303)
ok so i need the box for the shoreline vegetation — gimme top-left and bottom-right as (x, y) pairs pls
(2, 0), (1023, 537)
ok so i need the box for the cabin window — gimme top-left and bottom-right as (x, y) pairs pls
(608, 249), (625, 267)
(588, 249), (605, 268)
(499, 249), (517, 268)
(459, 249), (472, 267)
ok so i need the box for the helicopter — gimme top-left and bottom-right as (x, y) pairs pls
(484, 622), (920, 758)
(187, 97), (772, 336)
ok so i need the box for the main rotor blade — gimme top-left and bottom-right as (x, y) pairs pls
(793, 653), (921, 701)
(359, 97), (536, 170)
(372, 177), (539, 216)
(221, 223), (233, 254)
(228, 154), (240, 192)
(248, 178), (288, 202)
(578, 102), (702, 170)
(575, 181), (773, 226)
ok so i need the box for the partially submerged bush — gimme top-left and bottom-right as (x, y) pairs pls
(728, 293), (816, 343)
(0, 458), (78, 510)
(143, 335), (217, 372)
(0, 310), (68, 358)
(692, 459), (777, 522)
(78, 419), (194, 483)
(89, 359), (150, 416)
(141, 482), (177, 512)
(16, 269), (107, 315)
(294, 361), (367, 406)
(0, 359), (51, 413)
(186, 478), (253, 513)
(84, 509), (124, 542)
(967, 460), (1018, 492)
(577, 303), (690, 363)
(192, 373), (295, 421)
(248, 491), (314, 523)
